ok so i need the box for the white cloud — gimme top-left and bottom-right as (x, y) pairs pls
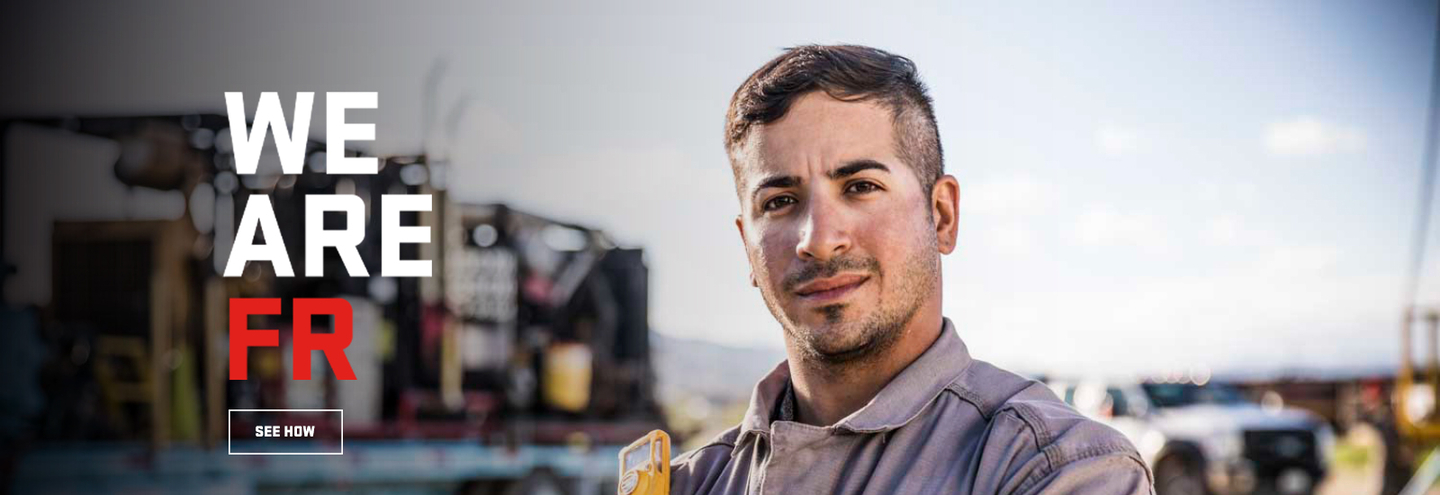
(986, 222), (1036, 254)
(1095, 124), (1141, 155)
(951, 256), (1394, 377)
(1202, 217), (1241, 246)
(964, 176), (1050, 216)
(1195, 181), (1259, 205)
(1264, 117), (1367, 156)
(1198, 214), (1285, 249)
(1262, 244), (1342, 275)
(1072, 205), (1166, 250)
(451, 105), (523, 158)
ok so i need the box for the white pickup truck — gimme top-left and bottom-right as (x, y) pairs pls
(1046, 379), (1334, 495)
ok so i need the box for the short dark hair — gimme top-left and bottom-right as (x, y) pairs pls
(725, 44), (943, 194)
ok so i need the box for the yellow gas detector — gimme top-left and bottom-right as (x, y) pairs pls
(617, 429), (670, 495)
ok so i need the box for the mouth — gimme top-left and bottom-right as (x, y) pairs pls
(793, 274), (870, 303)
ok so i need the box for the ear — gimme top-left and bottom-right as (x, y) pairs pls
(735, 215), (758, 287)
(930, 175), (959, 254)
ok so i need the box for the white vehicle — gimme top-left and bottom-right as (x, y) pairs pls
(1046, 379), (1333, 495)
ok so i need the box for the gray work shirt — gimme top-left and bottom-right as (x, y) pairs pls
(669, 318), (1154, 495)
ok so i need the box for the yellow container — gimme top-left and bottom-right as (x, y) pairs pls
(541, 342), (592, 412)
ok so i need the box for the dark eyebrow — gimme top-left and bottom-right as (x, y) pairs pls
(828, 159), (890, 180)
(753, 175), (799, 197)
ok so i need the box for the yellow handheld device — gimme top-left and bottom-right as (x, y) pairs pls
(618, 429), (670, 495)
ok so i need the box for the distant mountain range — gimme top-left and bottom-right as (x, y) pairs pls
(649, 331), (1402, 407)
(651, 332), (786, 406)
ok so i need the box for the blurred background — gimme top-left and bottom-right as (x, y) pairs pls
(1, 1), (1439, 494)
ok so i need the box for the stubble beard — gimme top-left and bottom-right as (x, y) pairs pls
(759, 233), (939, 374)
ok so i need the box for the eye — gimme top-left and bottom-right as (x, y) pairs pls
(762, 195), (797, 212)
(846, 181), (881, 194)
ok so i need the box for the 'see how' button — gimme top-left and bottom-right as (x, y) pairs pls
(229, 409), (343, 455)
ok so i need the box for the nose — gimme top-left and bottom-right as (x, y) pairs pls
(795, 197), (852, 262)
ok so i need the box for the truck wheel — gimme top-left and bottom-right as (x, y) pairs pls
(1155, 454), (1206, 495)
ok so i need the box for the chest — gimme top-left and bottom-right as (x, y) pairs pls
(737, 414), (991, 495)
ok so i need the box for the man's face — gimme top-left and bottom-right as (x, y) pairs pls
(733, 91), (947, 364)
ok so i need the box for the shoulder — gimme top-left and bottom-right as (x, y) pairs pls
(948, 358), (1136, 455)
(671, 425), (740, 466)
(952, 361), (1153, 493)
(668, 425), (742, 494)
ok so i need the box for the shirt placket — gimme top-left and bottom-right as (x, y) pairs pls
(746, 432), (772, 495)
(758, 423), (833, 495)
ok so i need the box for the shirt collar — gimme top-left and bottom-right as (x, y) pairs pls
(735, 317), (972, 450)
(773, 377), (797, 423)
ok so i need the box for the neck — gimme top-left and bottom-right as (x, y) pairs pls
(786, 304), (945, 427)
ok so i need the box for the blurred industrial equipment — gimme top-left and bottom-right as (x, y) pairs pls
(0, 113), (668, 495)
(1390, 6), (1440, 494)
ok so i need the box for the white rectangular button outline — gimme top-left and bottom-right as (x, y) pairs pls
(228, 409), (343, 455)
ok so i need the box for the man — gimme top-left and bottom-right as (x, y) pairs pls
(667, 45), (1154, 494)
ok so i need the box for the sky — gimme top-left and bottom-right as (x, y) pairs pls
(2, 0), (1438, 377)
